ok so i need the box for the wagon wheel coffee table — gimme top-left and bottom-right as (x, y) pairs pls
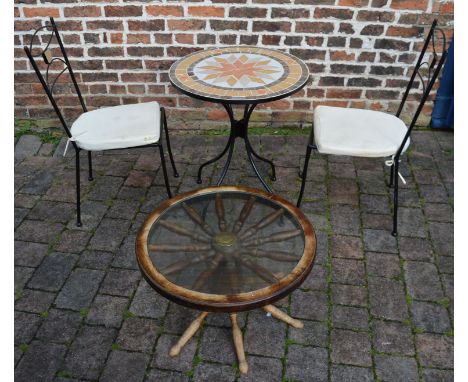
(136, 186), (316, 373)
(169, 46), (309, 192)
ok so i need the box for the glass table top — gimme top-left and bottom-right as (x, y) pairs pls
(137, 187), (315, 305)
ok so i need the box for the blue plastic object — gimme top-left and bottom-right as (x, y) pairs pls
(431, 37), (454, 129)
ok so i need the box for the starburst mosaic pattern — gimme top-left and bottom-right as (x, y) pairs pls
(169, 46), (309, 103)
(145, 190), (307, 295)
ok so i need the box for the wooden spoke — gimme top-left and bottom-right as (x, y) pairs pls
(230, 313), (248, 374)
(159, 220), (211, 243)
(215, 194), (227, 231)
(182, 202), (215, 235)
(262, 305), (303, 329)
(161, 251), (216, 276)
(232, 196), (256, 233)
(244, 229), (302, 247)
(241, 249), (298, 262)
(169, 312), (209, 356)
(234, 254), (279, 284)
(148, 244), (211, 253)
(240, 209), (284, 240)
(192, 253), (224, 290)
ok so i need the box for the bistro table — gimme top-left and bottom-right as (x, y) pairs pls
(136, 186), (316, 374)
(169, 46), (310, 192)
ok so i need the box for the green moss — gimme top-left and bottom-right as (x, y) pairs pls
(19, 344), (29, 353)
(40, 311), (49, 318)
(202, 126), (309, 137)
(122, 310), (136, 320)
(14, 118), (63, 145)
(79, 308), (89, 319)
(439, 297), (451, 309)
(111, 343), (122, 351)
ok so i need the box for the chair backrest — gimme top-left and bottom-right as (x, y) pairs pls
(395, 19), (448, 158)
(23, 17), (86, 142)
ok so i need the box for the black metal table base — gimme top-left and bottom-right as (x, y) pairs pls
(197, 103), (276, 193)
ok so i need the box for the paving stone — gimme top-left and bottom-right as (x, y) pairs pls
(422, 368), (454, 382)
(106, 200), (140, 220)
(428, 222), (453, 256)
(27, 252), (78, 292)
(15, 135), (42, 162)
(373, 320), (415, 355)
(367, 252), (401, 278)
(20, 170), (54, 195)
(15, 289), (55, 314)
(329, 162), (356, 178)
(416, 333), (453, 368)
(100, 350), (149, 382)
(125, 170), (154, 188)
(15, 193), (40, 209)
(331, 284), (368, 307)
(14, 266), (34, 293)
(363, 229), (398, 253)
(14, 346), (22, 367)
(116, 317), (160, 352)
(206, 312), (246, 328)
(368, 277), (408, 321)
(78, 250), (114, 270)
(285, 345), (328, 382)
(289, 319), (328, 347)
(36, 309), (82, 344)
(332, 305), (368, 330)
(193, 363), (236, 382)
(301, 264), (327, 290)
(14, 311), (42, 346)
(54, 229), (92, 253)
(87, 176), (124, 201)
(330, 204), (361, 235)
(291, 289), (328, 321)
(146, 369), (188, 382)
(330, 365), (373, 382)
(411, 301), (451, 333)
(64, 325), (116, 380)
(88, 218), (131, 251)
(151, 334), (197, 372)
(441, 273), (453, 301)
(362, 212), (393, 230)
(28, 201), (74, 223)
(331, 329), (372, 367)
(112, 235), (138, 269)
(15, 340), (66, 382)
(332, 258), (366, 285)
(437, 255), (453, 274)
(15, 220), (64, 244)
(399, 237), (433, 261)
(71, 199), (109, 230)
(99, 268), (140, 297)
(238, 355), (283, 382)
(375, 354), (419, 382)
(413, 169), (442, 185)
(117, 186), (147, 201)
(331, 234), (363, 259)
(55, 268), (105, 310)
(329, 178), (359, 205)
(244, 311), (286, 358)
(105, 159), (135, 177)
(199, 326), (236, 364)
(419, 184), (448, 203)
(87, 294), (129, 328)
(361, 194), (390, 214)
(424, 202), (453, 222)
(141, 186), (170, 213)
(398, 207), (426, 238)
(14, 208), (29, 229)
(405, 261), (444, 301)
(130, 280), (169, 319)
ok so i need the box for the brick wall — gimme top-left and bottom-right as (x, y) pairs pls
(14, 0), (454, 131)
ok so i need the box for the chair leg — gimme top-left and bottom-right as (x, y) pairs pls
(75, 149), (82, 227)
(388, 163), (394, 187)
(158, 144), (172, 199)
(161, 107), (179, 178)
(296, 144), (313, 208)
(87, 151), (93, 181)
(392, 162), (399, 236)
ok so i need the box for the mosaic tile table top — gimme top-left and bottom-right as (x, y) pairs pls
(169, 46), (310, 104)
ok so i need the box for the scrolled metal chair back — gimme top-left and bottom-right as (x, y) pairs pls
(23, 17), (86, 140)
(395, 19), (449, 158)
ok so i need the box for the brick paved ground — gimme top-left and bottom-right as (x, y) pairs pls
(14, 130), (453, 382)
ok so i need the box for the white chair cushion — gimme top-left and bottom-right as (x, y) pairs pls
(314, 106), (410, 158)
(70, 101), (161, 151)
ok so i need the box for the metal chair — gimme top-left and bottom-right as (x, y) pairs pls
(297, 20), (448, 236)
(24, 17), (179, 227)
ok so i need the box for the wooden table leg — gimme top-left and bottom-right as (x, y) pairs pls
(230, 313), (248, 374)
(262, 305), (304, 329)
(169, 311), (209, 357)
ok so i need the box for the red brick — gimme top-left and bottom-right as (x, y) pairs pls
(357, 10), (395, 22)
(14, 7), (19, 17)
(314, 100), (348, 108)
(167, 20), (206, 31)
(361, 24), (385, 35)
(271, 8), (310, 18)
(128, 20), (164, 31)
(306, 36), (325, 46)
(146, 5), (184, 16)
(105, 60), (143, 70)
(229, 7), (267, 18)
(366, 89), (400, 99)
(212, 20), (248, 31)
(175, 34), (194, 44)
(208, 109), (228, 120)
(121, 73), (155, 82)
(330, 51), (356, 61)
(23, 7), (60, 17)
(253, 21), (291, 32)
(296, 22), (334, 34)
(339, 23), (355, 34)
(314, 7), (354, 19)
(127, 34), (151, 44)
(127, 47), (164, 57)
(188, 6), (225, 17)
(390, 0), (428, 11)
(64, 6), (101, 17)
(104, 5), (142, 17)
(386, 26), (424, 37)
(327, 89), (362, 98)
(87, 20), (123, 31)
(110, 33), (123, 44)
(167, 47), (201, 57)
(88, 47), (124, 57)
(338, 0), (368, 5)
(144, 60), (175, 71)
(439, 2), (454, 14)
(262, 35), (281, 45)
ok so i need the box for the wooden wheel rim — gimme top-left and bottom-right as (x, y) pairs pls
(136, 186), (317, 312)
